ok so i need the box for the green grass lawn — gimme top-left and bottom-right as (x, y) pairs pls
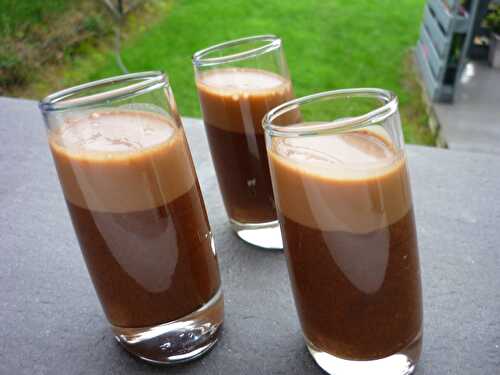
(24, 0), (434, 145)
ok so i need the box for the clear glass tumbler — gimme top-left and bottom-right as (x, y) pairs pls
(193, 35), (295, 249)
(263, 89), (423, 375)
(39, 72), (223, 364)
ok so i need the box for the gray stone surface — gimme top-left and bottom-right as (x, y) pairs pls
(1, 97), (499, 374)
(434, 61), (500, 155)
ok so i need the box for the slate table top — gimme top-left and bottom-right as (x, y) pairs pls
(1, 97), (499, 374)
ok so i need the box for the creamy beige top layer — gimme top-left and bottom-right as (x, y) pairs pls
(196, 67), (293, 134)
(269, 129), (412, 233)
(49, 110), (194, 213)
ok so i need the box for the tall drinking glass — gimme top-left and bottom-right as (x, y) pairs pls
(193, 35), (294, 249)
(39, 72), (223, 364)
(263, 89), (423, 375)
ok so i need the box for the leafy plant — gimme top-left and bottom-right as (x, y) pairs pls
(485, 5), (500, 35)
(83, 14), (106, 34)
(0, 46), (28, 88)
(0, 0), (113, 94)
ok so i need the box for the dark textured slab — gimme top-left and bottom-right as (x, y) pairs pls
(1, 97), (499, 374)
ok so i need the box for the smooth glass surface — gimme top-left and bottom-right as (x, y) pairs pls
(263, 89), (423, 375)
(40, 72), (223, 364)
(193, 35), (293, 249)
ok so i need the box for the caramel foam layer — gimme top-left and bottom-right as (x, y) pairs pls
(49, 109), (195, 213)
(269, 129), (412, 233)
(196, 67), (293, 134)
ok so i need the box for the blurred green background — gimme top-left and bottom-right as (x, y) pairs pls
(0, 0), (435, 144)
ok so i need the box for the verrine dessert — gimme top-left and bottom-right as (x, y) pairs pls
(50, 110), (221, 328)
(264, 89), (423, 375)
(40, 72), (223, 364)
(194, 35), (294, 249)
(196, 68), (294, 224)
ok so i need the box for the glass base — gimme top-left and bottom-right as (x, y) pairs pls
(112, 288), (223, 364)
(306, 333), (422, 375)
(230, 219), (283, 249)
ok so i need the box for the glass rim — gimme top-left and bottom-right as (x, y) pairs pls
(39, 71), (168, 112)
(262, 88), (398, 137)
(192, 34), (282, 68)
